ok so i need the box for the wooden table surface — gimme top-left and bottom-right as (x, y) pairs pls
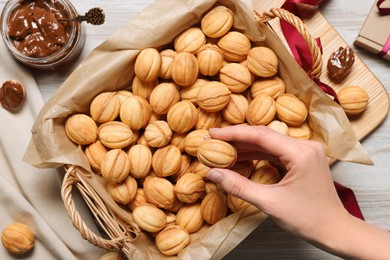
(1, 0), (389, 259)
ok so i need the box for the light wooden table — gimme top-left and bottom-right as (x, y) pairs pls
(1, 1), (389, 259)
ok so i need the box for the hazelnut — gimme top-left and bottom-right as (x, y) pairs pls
(120, 96), (152, 130)
(144, 120), (173, 148)
(201, 191), (227, 224)
(217, 31), (251, 62)
(201, 6), (234, 38)
(134, 48), (161, 82)
(229, 160), (254, 178)
(275, 93), (308, 126)
(159, 49), (177, 79)
(101, 149), (131, 183)
(171, 52), (199, 87)
(116, 90), (133, 105)
(176, 203), (204, 233)
(131, 76), (158, 102)
(196, 81), (231, 112)
(197, 44), (224, 76)
(167, 101), (198, 134)
(132, 204), (167, 232)
(174, 173), (206, 203)
(84, 140), (108, 172)
(174, 27), (206, 54)
(0, 80), (25, 112)
(227, 194), (251, 212)
(251, 165), (281, 185)
(195, 108), (222, 130)
(247, 46), (278, 77)
(143, 176), (175, 209)
(222, 94), (249, 124)
(1, 223), (34, 254)
(170, 154), (192, 182)
(128, 144), (152, 178)
(220, 63), (252, 93)
(184, 129), (209, 157)
(197, 139), (237, 168)
(152, 145), (182, 177)
(251, 76), (285, 99)
(180, 78), (209, 105)
(337, 85), (369, 116)
(98, 121), (134, 149)
(155, 225), (190, 256)
(65, 114), (97, 145)
(90, 92), (120, 123)
(267, 120), (288, 135)
(169, 132), (187, 153)
(128, 188), (147, 210)
(246, 94), (276, 126)
(288, 122), (312, 140)
(149, 82), (180, 115)
(107, 176), (138, 205)
(190, 159), (211, 179)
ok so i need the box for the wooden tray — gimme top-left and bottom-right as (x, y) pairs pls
(254, 1), (390, 141)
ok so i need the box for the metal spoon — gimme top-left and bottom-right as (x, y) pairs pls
(60, 7), (105, 25)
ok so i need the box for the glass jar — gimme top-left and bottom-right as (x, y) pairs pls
(0, 0), (85, 70)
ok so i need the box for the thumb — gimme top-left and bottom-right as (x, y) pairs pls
(207, 168), (269, 209)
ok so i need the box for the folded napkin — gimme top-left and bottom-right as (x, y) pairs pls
(0, 40), (104, 259)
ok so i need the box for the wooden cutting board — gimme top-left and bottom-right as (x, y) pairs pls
(254, 1), (389, 141)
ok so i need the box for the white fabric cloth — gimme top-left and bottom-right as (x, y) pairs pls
(0, 40), (104, 259)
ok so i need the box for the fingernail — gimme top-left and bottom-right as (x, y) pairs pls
(207, 169), (223, 184)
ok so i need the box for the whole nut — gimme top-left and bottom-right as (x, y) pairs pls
(275, 93), (308, 126)
(107, 176), (138, 205)
(174, 173), (206, 203)
(246, 94), (276, 126)
(101, 149), (131, 183)
(190, 159), (211, 179)
(197, 44), (224, 76)
(144, 120), (173, 148)
(200, 191), (227, 225)
(267, 120), (288, 135)
(220, 63), (252, 93)
(65, 114), (97, 145)
(120, 96), (152, 130)
(180, 78), (209, 105)
(251, 76), (285, 99)
(222, 94), (249, 124)
(184, 129), (209, 157)
(170, 153), (192, 182)
(132, 76), (159, 101)
(227, 194), (251, 212)
(247, 46), (278, 77)
(90, 92), (120, 123)
(116, 90), (133, 105)
(0, 80), (25, 112)
(201, 6), (234, 38)
(195, 108), (222, 130)
(251, 164), (281, 184)
(128, 188), (147, 210)
(197, 139), (237, 168)
(159, 49), (177, 79)
(149, 82), (180, 115)
(169, 132), (187, 153)
(288, 122), (312, 140)
(337, 85), (369, 116)
(132, 204), (167, 232)
(84, 140), (108, 172)
(196, 81), (231, 112)
(155, 225), (190, 256)
(229, 160), (254, 178)
(174, 27), (206, 54)
(176, 203), (204, 233)
(167, 101), (198, 134)
(217, 31), (251, 62)
(1, 223), (34, 254)
(152, 145), (182, 177)
(128, 144), (152, 178)
(134, 48), (161, 82)
(171, 52), (199, 87)
(98, 121), (134, 149)
(143, 176), (175, 209)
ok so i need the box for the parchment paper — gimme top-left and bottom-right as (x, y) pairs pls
(23, 0), (372, 259)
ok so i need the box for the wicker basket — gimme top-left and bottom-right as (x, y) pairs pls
(60, 7), (323, 258)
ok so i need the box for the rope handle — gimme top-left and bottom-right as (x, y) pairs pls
(255, 8), (322, 79)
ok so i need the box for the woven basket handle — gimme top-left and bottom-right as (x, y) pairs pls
(61, 167), (123, 251)
(255, 8), (322, 79)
